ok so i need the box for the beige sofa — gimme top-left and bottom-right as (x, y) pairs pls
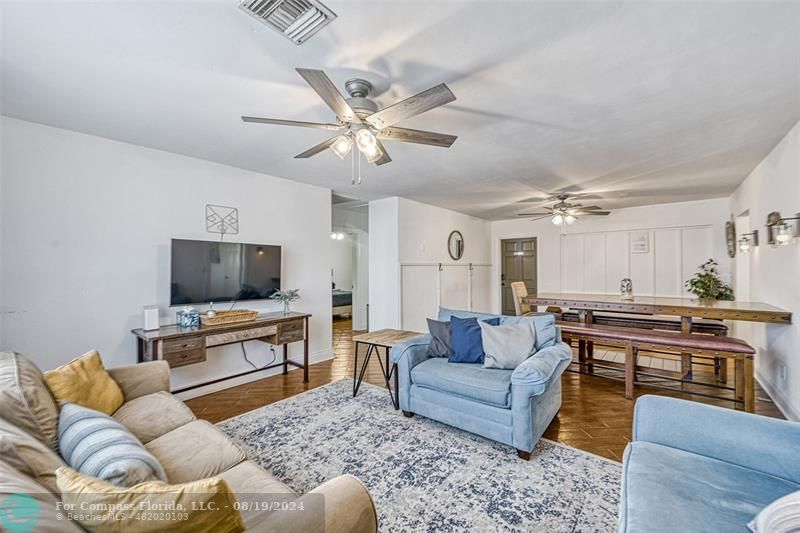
(0, 352), (378, 532)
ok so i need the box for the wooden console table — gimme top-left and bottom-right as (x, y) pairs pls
(131, 311), (311, 393)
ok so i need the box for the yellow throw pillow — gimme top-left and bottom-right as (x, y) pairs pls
(56, 467), (245, 533)
(44, 350), (124, 415)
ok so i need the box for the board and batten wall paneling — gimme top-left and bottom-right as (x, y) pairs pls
(400, 265), (438, 333)
(470, 265), (493, 313)
(440, 266), (470, 312)
(558, 225), (715, 297)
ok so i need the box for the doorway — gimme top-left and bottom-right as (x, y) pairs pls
(501, 237), (537, 315)
(331, 194), (369, 331)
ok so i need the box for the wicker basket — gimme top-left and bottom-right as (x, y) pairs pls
(200, 309), (258, 326)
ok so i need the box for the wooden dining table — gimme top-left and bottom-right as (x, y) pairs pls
(521, 292), (792, 393)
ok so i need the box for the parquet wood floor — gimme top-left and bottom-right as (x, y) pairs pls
(186, 318), (783, 461)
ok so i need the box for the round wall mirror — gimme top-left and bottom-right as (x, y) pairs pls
(447, 230), (464, 260)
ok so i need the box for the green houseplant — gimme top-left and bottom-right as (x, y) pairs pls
(684, 259), (734, 302)
(270, 289), (300, 315)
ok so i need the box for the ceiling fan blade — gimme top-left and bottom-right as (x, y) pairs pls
(372, 139), (392, 166)
(241, 116), (343, 131)
(377, 126), (457, 148)
(517, 212), (551, 216)
(574, 205), (604, 211)
(576, 211), (611, 216)
(528, 215), (553, 222)
(295, 68), (359, 124)
(364, 83), (456, 129)
(294, 136), (339, 159)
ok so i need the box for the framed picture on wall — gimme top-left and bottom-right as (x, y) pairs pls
(630, 231), (649, 254)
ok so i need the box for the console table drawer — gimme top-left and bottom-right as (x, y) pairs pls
(164, 348), (205, 368)
(163, 336), (203, 354)
(206, 325), (278, 347)
(277, 319), (304, 344)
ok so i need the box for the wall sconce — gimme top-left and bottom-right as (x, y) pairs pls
(738, 230), (758, 253)
(766, 212), (800, 246)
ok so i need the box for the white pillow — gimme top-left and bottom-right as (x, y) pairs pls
(749, 490), (800, 532)
(479, 321), (537, 370)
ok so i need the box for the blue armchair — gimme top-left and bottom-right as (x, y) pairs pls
(620, 395), (800, 532)
(390, 308), (571, 459)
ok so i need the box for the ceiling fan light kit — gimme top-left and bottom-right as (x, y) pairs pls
(518, 194), (611, 232)
(241, 68), (457, 184)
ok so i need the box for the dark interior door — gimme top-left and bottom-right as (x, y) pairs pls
(501, 238), (537, 315)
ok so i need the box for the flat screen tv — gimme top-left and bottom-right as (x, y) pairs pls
(170, 239), (281, 306)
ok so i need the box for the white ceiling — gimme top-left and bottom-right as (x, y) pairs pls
(2, 0), (799, 220)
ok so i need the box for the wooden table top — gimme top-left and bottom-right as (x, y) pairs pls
(523, 292), (792, 324)
(132, 311), (311, 341)
(352, 329), (425, 348)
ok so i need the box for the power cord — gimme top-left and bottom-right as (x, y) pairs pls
(240, 341), (277, 371)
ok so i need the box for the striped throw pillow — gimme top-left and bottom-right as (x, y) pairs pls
(58, 402), (166, 487)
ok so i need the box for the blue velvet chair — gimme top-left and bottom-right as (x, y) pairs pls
(390, 308), (572, 459)
(620, 395), (800, 532)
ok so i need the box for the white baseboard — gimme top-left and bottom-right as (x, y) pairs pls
(174, 350), (334, 401)
(756, 371), (800, 422)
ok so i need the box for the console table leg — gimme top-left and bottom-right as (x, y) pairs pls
(282, 344), (288, 375)
(303, 317), (309, 383)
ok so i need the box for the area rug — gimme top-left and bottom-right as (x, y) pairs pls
(218, 379), (621, 532)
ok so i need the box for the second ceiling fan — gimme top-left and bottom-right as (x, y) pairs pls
(518, 195), (611, 226)
(242, 68), (458, 168)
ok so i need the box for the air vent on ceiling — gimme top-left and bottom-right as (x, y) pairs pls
(238, 0), (337, 45)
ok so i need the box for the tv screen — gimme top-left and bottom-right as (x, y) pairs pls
(170, 239), (281, 306)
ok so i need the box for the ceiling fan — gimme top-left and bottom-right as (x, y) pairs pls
(241, 68), (458, 173)
(518, 194), (611, 226)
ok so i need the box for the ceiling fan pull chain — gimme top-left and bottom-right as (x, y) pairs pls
(351, 146), (356, 185)
(357, 150), (362, 185)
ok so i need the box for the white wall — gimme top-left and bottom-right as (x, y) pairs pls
(332, 205), (369, 329)
(330, 234), (354, 290)
(0, 118), (333, 397)
(490, 198), (730, 313)
(369, 197), (492, 331)
(730, 119), (800, 420)
(368, 197), (400, 330)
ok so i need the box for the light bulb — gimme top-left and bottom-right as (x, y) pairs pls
(355, 129), (377, 153)
(776, 224), (793, 245)
(738, 238), (751, 253)
(364, 144), (383, 163)
(551, 214), (564, 225)
(336, 233), (345, 240)
(329, 135), (353, 160)
(565, 215), (577, 225)
(331, 233), (337, 240)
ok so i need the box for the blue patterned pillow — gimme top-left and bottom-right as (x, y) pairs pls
(58, 402), (166, 487)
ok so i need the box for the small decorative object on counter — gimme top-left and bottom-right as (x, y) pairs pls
(176, 307), (200, 328)
(270, 289), (300, 315)
(143, 305), (160, 331)
(620, 278), (634, 301)
(206, 302), (217, 318)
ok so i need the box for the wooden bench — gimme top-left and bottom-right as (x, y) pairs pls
(559, 322), (756, 412)
(560, 310), (730, 382)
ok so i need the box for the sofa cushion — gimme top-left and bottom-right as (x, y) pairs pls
(501, 314), (557, 350)
(59, 402), (167, 487)
(621, 441), (800, 533)
(426, 318), (453, 357)
(219, 461), (296, 530)
(0, 351), (60, 450)
(113, 391), (196, 444)
(44, 350), (124, 415)
(449, 316), (500, 364)
(749, 489), (800, 532)
(480, 320), (536, 370)
(0, 461), (84, 533)
(146, 420), (246, 483)
(0, 416), (65, 495)
(411, 358), (512, 408)
(56, 466), (245, 533)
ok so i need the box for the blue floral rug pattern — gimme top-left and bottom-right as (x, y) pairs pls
(218, 379), (621, 532)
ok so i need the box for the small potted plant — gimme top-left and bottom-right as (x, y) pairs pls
(271, 289), (300, 315)
(684, 259), (734, 303)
